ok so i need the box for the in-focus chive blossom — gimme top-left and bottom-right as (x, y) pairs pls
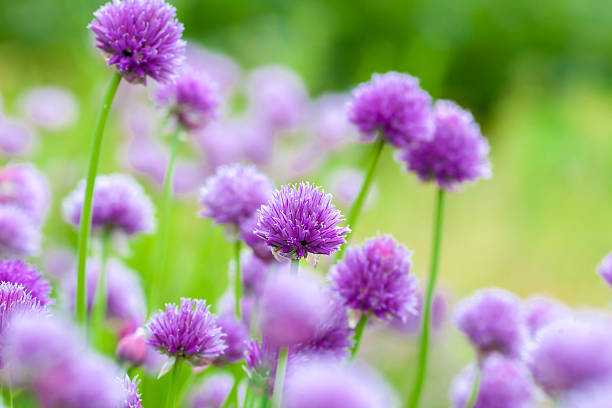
(154, 68), (221, 131)
(0, 258), (52, 306)
(329, 235), (418, 358)
(255, 182), (350, 262)
(450, 354), (535, 408)
(454, 288), (525, 358)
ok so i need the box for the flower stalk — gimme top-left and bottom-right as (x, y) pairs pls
(272, 348), (288, 408)
(349, 314), (368, 360)
(234, 239), (242, 320)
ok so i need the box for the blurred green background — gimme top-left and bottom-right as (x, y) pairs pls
(1, 0), (612, 406)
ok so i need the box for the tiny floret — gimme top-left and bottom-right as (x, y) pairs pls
(146, 298), (227, 366)
(88, 0), (185, 84)
(397, 100), (491, 191)
(329, 235), (418, 322)
(347, 72), (433, 147)
(255, 182), (350, 260)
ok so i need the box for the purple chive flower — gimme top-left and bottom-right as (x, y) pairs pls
(63, 173), (155, 236)
(3, 312), (124, 407)
(146, 298), (227, 366)
(244, 339), (279, 395)
(527, 317), (612, 395)
(454, 288), (525, 358)
(64, 258), (146, 330)
(117, 330), (148, 367)
(188, 373), (233, 408)
(328, 168), (377, 209)
(0, 117), (37, 157)
(0, 205), (41, 256)
(241, 252), (269, 296)
(347, 72), (433, 147)
(121, 375), (143, 408)
(255, 182), (350, 261)
(42, 245), (76, 280)
(329, 235), (418, 322)
(391, 290), (446, 334)
(523, 295), (569, 338)
(596, 251), (612, 287)
(0, 163), (50, 225)
(154, 68), (221, 130)
(185, 44), (241, 95)
(0, 258), (52, 305)
(450, 354), (535, 408)
(560, 380), (612, 408)
(284, 360), (396, 408)
(291, 293), (354, 359)
(259, 273), (330, 347)
(240, 215), (274, 262)
(199, 163), (274, 228)
(310, 94), (356, 152)
(0, 283), (43, 362)
(246, 65), (308, 131)
(17, 86), (79, 132)
(213, 313), (250, 366)
(397, 100), (492, 191)
(88, 0), (185, 85)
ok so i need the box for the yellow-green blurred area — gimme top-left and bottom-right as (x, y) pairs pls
(2, 0), (612, 406)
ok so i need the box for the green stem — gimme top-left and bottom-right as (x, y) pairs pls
(92, 229), (111, 342)
(222, 371), (238, 408)
(166, 358), (182, 408)
(243, 386), (252, 408)
(149, 128), (181, 311)
(75, 72), (121, 324)
(8, 386), (12, 408)
(408, 188), (445, 408)
(349, 314), (368, 360)
(336, 136), (385, 260)
(290, 258), (299, 274)
(272, 348), (288, 408)
(464, 365), (481, 408)
(260, 391), (269, 408)
(234, 239), (242, 320)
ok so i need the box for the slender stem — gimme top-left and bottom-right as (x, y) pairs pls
(349, 314), (368, 360)
(234, 239), (242, 320)
(290, 258), (299, 274)
(464, 365), (481, 408)
(75, 72), (121, 324)
(92, 229), (111, 341)
(336, 136), (385, 260)
(272, 348), (288, 408)
(260, 391), (269, 408)
(408, 188), (446, 408)
(243, 386), (252, 408)
(149, 128), (181, 311)
(166, 358), (182, 408)
(222, 372), (238, 408)
(7, 386), (12, 408)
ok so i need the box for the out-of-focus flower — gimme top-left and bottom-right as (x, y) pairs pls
(146, 298), (227, 367)
(528, 317), (612, 395)
(0, 163), (50, 225)
(327, 168), (377, 209)
(0, 205), (41, 256)
(193, 121), (245, 171)
(523, 295), (569, 337)
(213, 313), (250, 366)
(391, 290), (446, 334)
(154, 68), (220, 131)
(246, 65), (308, 132)
(329, 235), (418, 322)
(450, 354), (535, 408)
(185, 44), (241, 95)
(255, 182), (350, 261)
(259, 273), (330, 347)
(454, 288), (525, 358)
(0, 117), (37, 156)
(0, 258), (51, 305)
(244, 339), (278, 396)
(348, 72), (433, 147)
(42, 245), (76, 280)
(3, 312), (124, 408)
(309, 94), (356, 152)
(64, 258), (146, 329)
(121, 375), (143, 408)
(63, 173), (155, 237)
(117, 330), (148, 367)
(240, 215), (274, 262)
(241, 252), (269, 296)
(559, 380), (612, 408)
(17, 86), (79, 132)
(199, 163), (273, 228)
(88, 0), (185, 84)
(188, 372), (233, 408)
(284, 360), (396, 408)
(397, 100), (491, 191)
(597, 251), (612, 288)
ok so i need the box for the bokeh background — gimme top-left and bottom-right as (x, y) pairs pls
(1, 0), (612, 406)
